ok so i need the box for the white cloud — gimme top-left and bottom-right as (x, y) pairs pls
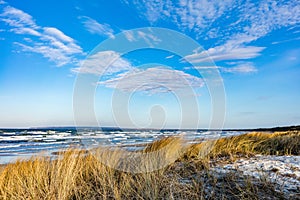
(214, 0), (300, 50)
(136, 30), (161, 46)
(14, 42), (77, 66)
(40, 29), (82, 55)
(241, 1), (300, 39)
(1, 6), (40, 36)
(9, 27), (40, 36)
(128, 0), (300, 64)
(221, 63), (257, 74)
(122, 29), (161, 47)
(43, 27), (74, 43)
(15, 31), (83, 66)
(271, 37), (300, 45)
(72, 51), (133, 75)
(1, 5), (83, 66)
(128, 0), (234, 32)
(74, 51), (204, 94)
(165, 55), (174, 59)
(184, 45), (265, 63)
(123, 30), (136, 42)
(80, 16), (115, 39)
(174, 0), (234, 31)
(0, 6), (37, 28)
(0, 0), (6, 4)
(23, 37), (32, 42)
(194, 66), (220, 70)
(98, 67), (204, 94)
(131, 0), (300, 41)
(128, 0), (173, 24)
(189, 62), (257, 74)
(186, 64), (257, 74)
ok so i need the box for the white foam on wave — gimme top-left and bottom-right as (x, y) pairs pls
(0, 144), (21, 149)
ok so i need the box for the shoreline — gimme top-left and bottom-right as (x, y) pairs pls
(1, 124), (299, 133)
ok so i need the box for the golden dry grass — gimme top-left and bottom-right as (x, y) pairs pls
(187, 131), (300, 160)
(0, 131), (299, 199)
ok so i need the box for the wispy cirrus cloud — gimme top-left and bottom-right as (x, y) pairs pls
(43, 27), (75, 43)
(72, 49), (204, 94)
(129, 0), (300, 42)
(123, 30), (135, 42)
(0, 5), (83, 66)
(271, 37), (300, 45)
(188, 63), (257, 74)
(79, 16), (115, 39)
(126, 0), (234, 31)
(123, 29), (161, 47)
(127, 0), (300, 64)
(165, 55), (174, 59)
(239, 1), (300, 40)
(14, 42), (78, 66)
(97, 67), (204, 94)
(184, 45), (265, 63)
(72, 51), (133, 75)
(125, 0), (234, 35)
(0, 6), (39, 33)
(73, 50), (204, 94)
(10, 27), (41, 36)
(221, 63), (257, 74)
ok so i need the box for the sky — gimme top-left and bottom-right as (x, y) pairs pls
(0, 0), (300, 129)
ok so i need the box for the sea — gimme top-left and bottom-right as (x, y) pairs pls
(0, 127), (246, 164)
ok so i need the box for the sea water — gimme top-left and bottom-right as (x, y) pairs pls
(0, 128), (245, 164)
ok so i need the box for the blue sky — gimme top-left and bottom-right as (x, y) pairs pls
(0, 0), (300, 129)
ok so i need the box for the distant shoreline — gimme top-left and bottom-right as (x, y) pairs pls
(1, 125), (300, 132)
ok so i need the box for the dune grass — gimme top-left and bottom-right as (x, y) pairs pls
(187, 131), (300, 160)
(0, 131), (299, 199)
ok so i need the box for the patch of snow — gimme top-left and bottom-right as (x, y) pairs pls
(212, 155), (300, 198)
